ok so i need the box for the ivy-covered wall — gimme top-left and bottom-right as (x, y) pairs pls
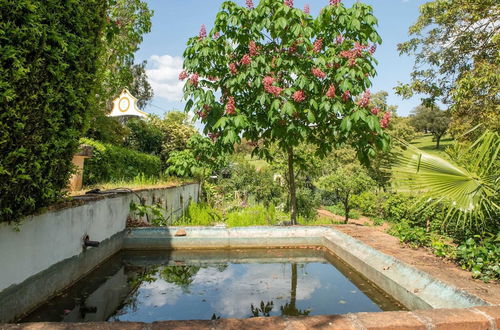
(0, 0), (108, 222)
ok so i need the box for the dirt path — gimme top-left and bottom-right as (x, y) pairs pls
(317, 209), (500, 305)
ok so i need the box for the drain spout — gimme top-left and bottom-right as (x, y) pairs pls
(83, 235), (100, 248)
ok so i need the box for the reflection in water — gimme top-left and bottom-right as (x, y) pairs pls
(20, 250), (406, 323)
(280, 263), (311, 317)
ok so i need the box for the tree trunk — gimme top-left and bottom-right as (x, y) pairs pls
(288, 148), (297, 225)
(290, 263), (297, 307)
(436, 135), (441, 149)
(344, 196), (349, 224)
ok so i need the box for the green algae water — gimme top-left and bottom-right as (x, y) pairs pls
(20, 249), (405, 322)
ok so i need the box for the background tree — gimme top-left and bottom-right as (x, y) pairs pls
(86, 0), (154, 144)
(410, 106), (450, 149)
(129, 60), (154, 110)
(396, 0), (499, 139)
(316, 164), (374, 223)
(181, 0), (389, 224)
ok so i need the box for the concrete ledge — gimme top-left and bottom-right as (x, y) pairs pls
(123, 226), (490, 310)
(5, 306), (500, 329)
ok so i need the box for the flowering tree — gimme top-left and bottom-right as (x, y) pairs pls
(180, 0), (390, 224)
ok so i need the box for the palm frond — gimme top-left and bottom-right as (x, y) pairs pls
(393, 131), (499, 231)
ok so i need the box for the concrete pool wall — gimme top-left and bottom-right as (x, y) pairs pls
(0, 183), (199, 323)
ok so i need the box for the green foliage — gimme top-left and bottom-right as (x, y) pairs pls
(325, 204), (361, 220)
(317, 164), (374, 223)
(217, 158), (284, 207)
(295, 187), (321, 220)
(409, 106), (450, 148)
(125, 117), (164, 155)
(167, 134), (228, 179)
(351, 191), (384, 217)
(182, 0), (389, 222)
(396, 0), (499, 139)
(388, 221), (430, 248)
(130, 201), (167, 226)
(175, 203), (223, 226)
(226, 205), (280, 227)
(0, 0), (108, 222)
(82, 138), (161, 185)
(457, 235), (500, 282)
(86, 0), (153, 143)
(394, 131), (500, 234)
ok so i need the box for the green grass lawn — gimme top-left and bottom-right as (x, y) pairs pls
(409, 134), (454, 157)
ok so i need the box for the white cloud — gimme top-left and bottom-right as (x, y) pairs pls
(146, 54), (184, 102)
(212, 264), (321, 318)
(141, 278), (183, 307)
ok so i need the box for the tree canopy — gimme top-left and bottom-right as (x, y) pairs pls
(181, 0), (390, 223)
(410, 106), (450, 148)
(396, 0), (499, 138)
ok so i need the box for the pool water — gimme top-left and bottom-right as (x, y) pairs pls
(20, 249), (406, 322)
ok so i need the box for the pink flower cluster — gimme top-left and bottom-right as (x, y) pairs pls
(371, 107), (380, 115)
(190, 73), (199, 87)
(313, 39), (323, 53)
(249, 41), (259, 56)
(284, 0), (294, 8)
(304, 4), (310, 14)
(213, 32), (220, 40)
(380, 112), (391, 128)
(357, 90), (371, 107)
(199, 25), (207, 40)
(369, 44), (377, 55)
(263, 76), (283, 96)
(241, 54), (251, 65)
(311, 67), (326, 79)
(226, 97), (236, 115)
(340, 42), (368, 66)
(342, 90), (351, 102)
(326, 85), (336, 98)
(330, 0), (341, 5)
(246, 0), (254, 9)
(336, 34), (344, 44)
(293, 90), (306, 102)
(179, 70), (189, 81)
(229, 63), (238, 75)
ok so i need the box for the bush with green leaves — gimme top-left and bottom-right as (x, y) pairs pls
(82, 138), (161, 185)
(456, 235), (500, 282)
(0, 0), (107, 222)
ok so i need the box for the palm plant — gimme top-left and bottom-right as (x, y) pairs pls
(393, 130), (499, 233)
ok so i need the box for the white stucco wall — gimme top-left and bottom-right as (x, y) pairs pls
(0, 183), (199, 294)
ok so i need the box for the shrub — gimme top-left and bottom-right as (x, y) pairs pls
(82, 138), (162, 185)
(457, 235), (500, 282)
(388, 221), (430, 248)
(351, 191), (385, 217)
(0, 0), (107, 222)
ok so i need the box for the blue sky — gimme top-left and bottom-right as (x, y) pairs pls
(136, 0), (428, 117)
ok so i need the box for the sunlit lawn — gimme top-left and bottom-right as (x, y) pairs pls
(409, 134), (454, 158)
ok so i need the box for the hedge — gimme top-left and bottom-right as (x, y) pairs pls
(0, 0), (107, 222)
(81, 138), (162, 185)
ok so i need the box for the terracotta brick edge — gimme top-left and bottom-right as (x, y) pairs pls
(2, 306), (499, 330)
